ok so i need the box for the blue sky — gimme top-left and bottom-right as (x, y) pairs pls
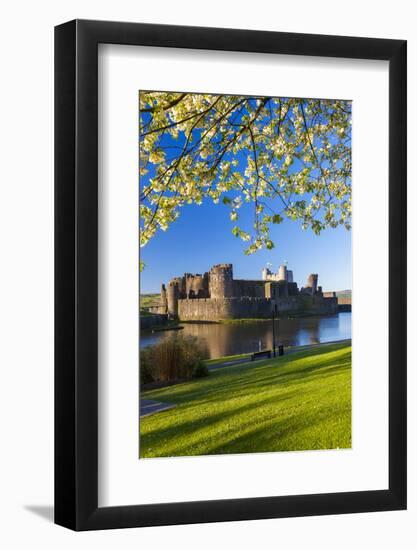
(140, 197), (351, 294)
(140, 95), (351, 294)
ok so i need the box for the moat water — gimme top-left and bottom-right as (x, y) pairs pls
(140, 312), (352, 360)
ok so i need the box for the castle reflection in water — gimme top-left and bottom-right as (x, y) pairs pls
(140, 312), (352, 360)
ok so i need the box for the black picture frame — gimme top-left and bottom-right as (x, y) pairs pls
(55, 19), (407, 531)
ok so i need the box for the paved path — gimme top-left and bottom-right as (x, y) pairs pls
(141, 340), (351, 416)
(208, 339), (351, 371)
(208, 358), (252, 371)
(140, 399), (176, 418)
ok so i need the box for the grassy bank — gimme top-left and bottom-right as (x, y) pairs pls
(218, 317), (271, 324)
(140, 342), (351, 458)
(140, 293), (160, 309)
(204, 352), (251, 366)
(196, 312), (335, 324)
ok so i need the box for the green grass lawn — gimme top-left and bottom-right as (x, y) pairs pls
(205, 352), (251, 366)
(140, 342), (351, 458)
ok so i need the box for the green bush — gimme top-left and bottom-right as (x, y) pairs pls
(140, 350), (155, 385)
(192, 360), (209, 378)
(140, 334), (205, 384)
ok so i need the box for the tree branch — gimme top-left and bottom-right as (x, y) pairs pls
(140, 93), (188, 113)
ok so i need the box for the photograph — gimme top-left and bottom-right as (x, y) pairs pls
(139, 91), (352, 459)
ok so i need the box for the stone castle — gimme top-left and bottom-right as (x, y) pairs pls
(149, 263), (338, 321)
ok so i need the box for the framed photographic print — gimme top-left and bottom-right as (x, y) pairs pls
(55, 20), (406, 530)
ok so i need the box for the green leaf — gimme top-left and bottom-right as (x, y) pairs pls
(272, 214), (283, 224)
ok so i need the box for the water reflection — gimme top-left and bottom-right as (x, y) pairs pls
(140, 312), (351, 360)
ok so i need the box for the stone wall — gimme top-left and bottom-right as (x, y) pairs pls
(232, 279), (298, 299)
(337, 296), (352, 312)
(232, 279), (266, 298)
(178, 296), (337, 321)
(148, 304), (167, 315)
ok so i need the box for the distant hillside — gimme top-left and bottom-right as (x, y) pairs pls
(140, 293), (160, 309)
(335, 290), (352, 299)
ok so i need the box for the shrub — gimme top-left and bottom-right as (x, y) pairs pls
(140, 348), (155, 385)
(140, 334), (205, 383)
(192, 360), (209, 378)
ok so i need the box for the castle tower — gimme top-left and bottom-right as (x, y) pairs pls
(185, 273), (194, 298)
(306, 274), (318, 294)
(167, 280), (179, 318)
(192, 273), (209, 298)
(262, 267), (270, 281)
(209, 264), (233, 299)
(176, 276), (186, 298)
(278, 265), (288, 282)
(287, 270), (294, 283)
(160, 284), (168, 313)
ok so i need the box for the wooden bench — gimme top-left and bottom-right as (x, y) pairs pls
(251, 349), (272, 361)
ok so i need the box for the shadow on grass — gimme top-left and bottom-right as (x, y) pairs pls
(140, 389), (301, 454)
(141, 392), (351, 457)
(143, 349), (351, 408)
(140, 344), (352, 457)
(206, 400), (352, 455)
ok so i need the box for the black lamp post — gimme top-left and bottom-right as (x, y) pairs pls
(271, 300), (278, 357)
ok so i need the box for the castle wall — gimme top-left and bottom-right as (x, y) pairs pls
(264, 282), (277, 300)
(288, 282), (299, 296)
(140, 313), (168, 330)
(148, 305), (168, 315)
(337, 296), (352, 312)
(178, 296), (338, 321)
(231, 279), (295, 299)
(233, 280), (266, 298)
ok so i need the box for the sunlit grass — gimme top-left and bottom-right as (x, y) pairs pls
(140, 342), (351, 458)
(204, 352), (251, 366)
